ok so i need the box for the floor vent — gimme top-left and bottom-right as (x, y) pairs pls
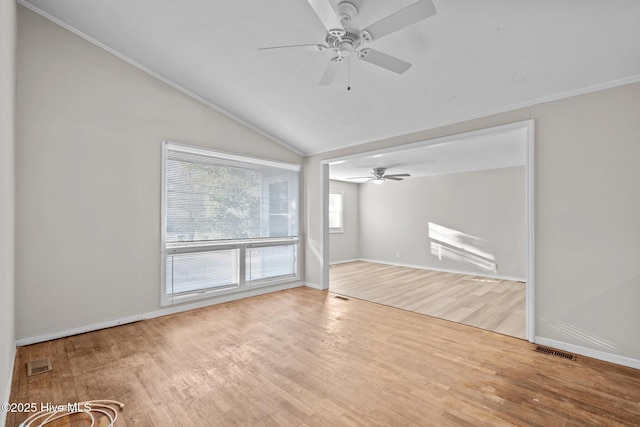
(335, 296), (350, 301)
(26, 358), (52, 376)
(534, 346), (576, 361)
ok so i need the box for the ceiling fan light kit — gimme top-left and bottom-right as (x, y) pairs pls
(260, 0), (437, 86)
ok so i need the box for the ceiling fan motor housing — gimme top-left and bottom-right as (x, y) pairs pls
(326, 28), (367, 55)
(373, 167), (386, 178)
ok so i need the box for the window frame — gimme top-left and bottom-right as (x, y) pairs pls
(161, 141), (301, 306)
(328, 191), (344, 233)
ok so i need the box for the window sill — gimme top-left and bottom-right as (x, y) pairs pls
(161, 275), (300, 307)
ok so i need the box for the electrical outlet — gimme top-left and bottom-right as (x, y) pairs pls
(396, 252), (401, 259)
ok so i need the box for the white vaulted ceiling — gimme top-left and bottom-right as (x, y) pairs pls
(20, 0), (640, 155)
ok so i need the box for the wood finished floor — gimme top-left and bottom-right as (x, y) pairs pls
(8, 287), (640, 426)
(330, 261), (526, 339)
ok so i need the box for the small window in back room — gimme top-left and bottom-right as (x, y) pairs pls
(329, 191), (343, 233)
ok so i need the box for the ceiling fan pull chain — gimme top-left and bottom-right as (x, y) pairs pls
(347, 56), (351, 91)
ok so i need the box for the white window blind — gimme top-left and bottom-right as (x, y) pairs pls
(163, 143), (300, 304)
(166, 249), (239, 294)
(166, 149), (299, 242)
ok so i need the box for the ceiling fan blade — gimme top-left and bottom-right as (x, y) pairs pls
(319, 60), (340, 86)
(385, 176), (404, 181)
(384, 174), (411, 178)
(258, 43), (327, 52)
(306, 0), (345, 36)
(363, 0), (436, 41)
(347, 176), (373, 180)
(358, 48), (412, 74)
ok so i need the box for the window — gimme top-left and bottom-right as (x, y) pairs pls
(329, 191), (343, 233)
(162, 142), (300, 305)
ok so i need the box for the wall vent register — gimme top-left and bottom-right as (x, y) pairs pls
(534, 345), (576, 361)
(26, 358), (52, 376)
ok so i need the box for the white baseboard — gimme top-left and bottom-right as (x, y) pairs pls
(1, 345), (16, 427)
(304, 282), (324, 290)
(535, 336), (640, 370)
(16, 282), (303, 347)
(329, 258), (360, 266)
(358, 258), (526, 282)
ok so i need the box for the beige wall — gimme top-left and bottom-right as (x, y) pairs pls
(302, 158), (325, 288)
(305, 82), (640, 364)
(0, 0), (17, 418)
(358, 167), (526, 279)
(329, 180), (359, 263)
(530, 85), (640, 361)
(15, 7), (302, 341)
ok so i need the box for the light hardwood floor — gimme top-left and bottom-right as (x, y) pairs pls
(330, 261), (526, 339)
(8, 287), (640, 426)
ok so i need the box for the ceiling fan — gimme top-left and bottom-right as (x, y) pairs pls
(259, 0), (437, 86)
(347, 167), (411, 184)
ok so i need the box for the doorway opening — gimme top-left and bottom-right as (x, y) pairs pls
(322, 120), (534, 341)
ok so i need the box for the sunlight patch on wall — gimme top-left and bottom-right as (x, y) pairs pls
(428, 222), (497, 273)
(540, 318), (621, 353)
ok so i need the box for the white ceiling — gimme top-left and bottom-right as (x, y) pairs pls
(21, 0), (640, 155)
(329, 125), (527, 182)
